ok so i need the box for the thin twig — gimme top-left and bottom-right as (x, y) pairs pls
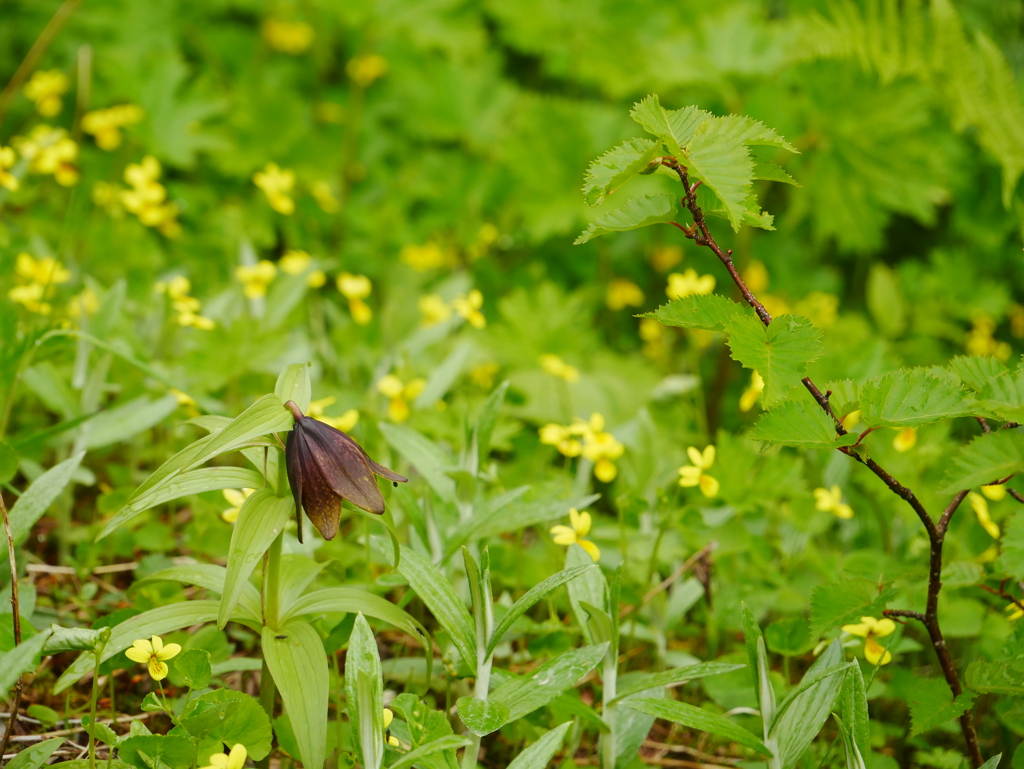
(0, 490), (23, 761)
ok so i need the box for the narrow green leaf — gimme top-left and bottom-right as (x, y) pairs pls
(83, 395), (179, 449)
(574, 194), (678, 245)
(345, 614), (384, 769)
(859, 369), (972, 427)
(750, 401), (859, 449)
(284, 587), (428, 645)
(646, 294), (745, 331)
(475, 380), (509, 469)
(140, 564), (261, 624)
(727, 314), (822, 405)
(505, 722), (573, 769)
(611, 662), (746, 702)
(380, 422), (457, 504)
(5, 737), (65, 769)
(489, 643), (608, 724)
(8, 452), (84, 546)
(626, 698), (772, 756)
(940, 430), (1024, 494)
(274, 363), (311, 414)
(0, 630), (52, 695)
(834, 715), (867, 769)
(117, 467), (266, 527)
(583, 137), (661, 206)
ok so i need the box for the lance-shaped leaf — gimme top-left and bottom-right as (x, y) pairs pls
(0, 629), (53, 695)
(859, 369), (973, 427)
(275, 363), (311, 415)
(283, 587), (429, 644)
(345, 614), (385, 769)
(611, 662), (746, 703)
(574, 194), (679, 245)
(8, 452), (84, 546)
(626, 698), (772, 756)
(141, 564), (261, 624)
(506, 722), (573, 769)
(582, 138), (660, 206)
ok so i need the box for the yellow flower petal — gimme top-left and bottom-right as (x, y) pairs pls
(125, 647), (151, 663)
(148, 658), (169, 681)
(578, 539), (601, 562)
(981, 484), (1007, 502)
(227, 744), (247, 769)
(699, 474), (720, 498)
(686, 446), (703, 467)
(572, 510), (592, 538)
(841, 622), (871, 638)
(157, 642), (182, 660)
(383, 708), (394, 728)
(594, 458), (617, 483)
(678, 467), (702, 487)
(550, 525), (577, 546)
(864, 636), (892, 666)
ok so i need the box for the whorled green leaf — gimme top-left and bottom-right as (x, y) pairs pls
(859, 369), (972, 427)
(582, 137), (660, 206)
(119, 467), (266, 527)
(727, 314), (823, 405)
(940, 430), (1024, 494)
(574, 194), (678, 245)
(750, 400), (860, 449)
(646, 294), (745, 331)
(626, 697), (772, 756)
(8, 452), (84, 546)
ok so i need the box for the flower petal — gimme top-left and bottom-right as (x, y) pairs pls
(150, 635), (164, 653)
(227, 743), (248, 769)
(700, 474), (720, 498)
(579, 539), (601, 562)
(149, 659), (169, 681)
(686, 446), (702, 467)
(550, 526), (577, 545)
(841, 623), (871, 637)
(702, 445), (716, 467)
(864, 636), (892, 666)
(157, 642), (182, 660)
(125, 647), (150, 664)
(574, 510), (592, 538)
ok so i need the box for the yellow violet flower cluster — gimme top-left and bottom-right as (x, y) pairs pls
(378, 375), (426, 423)
(551, 508), (600, 562)
(157, 276), (214, 329)
(347, 54), (389, 87)
(452, 290), (485, 328)
(236, 261), (277, 299)
(221, 488), (254, 524)
(679, 446), (719, 498)
(15, 126), (79, 186)
(308, 396), (359, 432)
(667, 268), (715, 300)
(337, 273), (373, 324)
(606, 278), (644, 311)
(814, 485), (853, 519)
(966, 313), (1011, 361)
(125, 635), (181, 680)
(280, 250), (326, 287)
(382, 708), (400, 747)
(261, 18), (314, 54)
(739, 371), (764, 412)
(121, 156), (181, 237)
(81, 105), (144, 150)
(24, 69), (69, 116)
(8, 253), (71, 314)
(1, 146), (19, 191)
(968, 492), (1000, 538)
(540, 414), (624, 482)
(417, 291), (486, 328)
(539, 354), (579, 383)
(842, 616), (895, 666)
(201, 744), (247, 769)
(401, 242), (453, 271)
(253, 162), (296, 214)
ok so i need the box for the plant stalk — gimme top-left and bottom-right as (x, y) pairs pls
(0, 490), (23, 761)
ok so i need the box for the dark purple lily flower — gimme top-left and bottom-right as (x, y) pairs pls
(284, 400), (407, 541)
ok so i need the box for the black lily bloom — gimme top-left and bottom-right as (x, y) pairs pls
(284, 400), (407, 541)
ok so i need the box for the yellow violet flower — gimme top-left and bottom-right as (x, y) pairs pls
(650, 245), (682, 272)
(24, 70), (69, 117)
(253, 162), (296, 215)
(16, 253), (71, 285)
(308, 396), (359, 432)
(121, 156), (180, 237)
(280, 250), (326, 287)
(68, 287), (100, 318)
(814, 485), (853, 519)
(201, 743), (247, 769)
(378, 375), (426, 423)
(968, 492), (1000, 539)
(678, 446), (719, 498)
(739, 371), (764, 412)
(452, 289), (485, 329)
(893, 428), (916, 452)
(606, 278), (644, 311)
(262, 18), (314, 54)
(841, 410), (861, 431)
(579, 413), (624, 483)
(551, 508), (600, 562)
(15, 126), (79, 185)
(0, 146), (18, 191)
(81, 104), (144, 150)
(842, 616), (895, 666)
(418, 294), (453, 327)
(125, 635), (181, 681)
(539, 423), (582, 458)
(539, 354), (579, 383)
(347, 54), (389, 87)
(236, 261), (278, 299)
(981, 484), (1007, 502)
(9, 283), (52, 315)
(400, 242), (451, 271)
(1006, 603), (1023, 622)
(337, 272), (373, 324)
(382, 708), (400, 747)
(666, 269), (715, 300)
(222, 488), (254, 524)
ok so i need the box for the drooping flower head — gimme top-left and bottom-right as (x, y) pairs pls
(284, 400), (407, 541)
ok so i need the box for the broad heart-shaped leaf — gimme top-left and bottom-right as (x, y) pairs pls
(140, 564), (261, 625)
(218, 490), (293, 629)
(859, 369), (972, 427)
(647, 294), (745, 331)
(610, 662), (745, 703)
(489, 643), (608, 724)
(346, 614), (384, 769)
(625, 698), (771, 756)
(395, 545), (476, 671)
(118, 734), (196, 769)
(940, 430), (1024, 494)
(283, 587), (429, 645)
(274, 362), (311, 415)
(574, 193), (678, 245)
(0, 629), (52, 695)
(5, 737), (65, 769)
(809, 582), (898, 640)
(948, 355), (1007, 391)
(487, 564), (597, 656)
(263, 619), (329, 769)
(8, 452), (84, 546)
(456, 697), (511, 737)
(727, 315), (823, 405)
(174, 649), (212, 690)
(54, 601), (223, 693)
(506, 722), (573, 769)
(907, 678), (977, 736)
(582, 137), (660, 206)
(98, 394), (294, 539)
(630, 95), (709, 156)
(750, 400), (860, 449)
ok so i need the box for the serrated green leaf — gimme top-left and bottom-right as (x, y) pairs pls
(859, 369), (972, 427)
(626, 698), (771, 756)
(940, 430), (1024, 494)
(978, 368), (1024, 422)
(966, 658), (1024, 694)
(997, 510), (1024, 580)
(753, 160), (801, 186)
(949, 356), (1008, 392)
(574, 194), (678, 245)
(684, 119), (756, 231)
(750, 400), (859, 449)
(647, 293), (745, 331)
(489, 643), (608, 724)
(809, 583), (898, 639)
(582, 137), (660, 205)
(630, 96), (708, 155)
(908, 678), (977, 735)
(727, 315), (823, 405)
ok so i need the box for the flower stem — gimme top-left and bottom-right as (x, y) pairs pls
(88, 649), (100, 769)
(263, 532), (283, 629)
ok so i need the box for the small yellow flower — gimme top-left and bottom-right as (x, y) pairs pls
(400, 242), (451, 271)
(347, 54), (389, 87)
(121, 156), (180, 236)
(452, 289), (485, 329)
(308, 396), (359, 432)
(968, 492), (1000, 539)
(650, 245), (682, 272)
(1006, 603), (1024, 621)
(893, 428), (917, 452)
(309, 180), (339, 212)
(16, 253), (71, 285)
(222, 488), (254, 524)
(814, 485), (853, 519)
(0, 146), (18, 191)
(539, 424), (582, 458)
(742, 261), (769, 294)
(678, 446), (719, 498)
(236, 261), (278, 299)
(841, 410), (861, 431)
(262, 18), (314, 54)
(842, 616), (895, 666)
(81, 104), (144, 150)
(739, 371), (764, 412)
(337, 272), (373, 324)
(418, 294), (453, 327)
(794, 291), (839, 329)
(469, 362), (500, 390)
(606, 279), (644, 311)
(200, 743), (247, 769)
(382, 707), (400, 747)
(539, 354), (579, 383)
(580, 413), (624, 483)
(550, 508), (600, 562)
(24, 70), (69, 117)
(280, 250), (326, 287)
(966, 313), (1011, 362)
(15, 125), (79, 185)
(981, 484), (1006, 502)
(124, 635), (181, 680)
(9, 283), (51, 315)
(169, 388), (197, 408)
(666, 269), (715, 300)
(378, 375), (426, 423)
(253, 163), (296, 215)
